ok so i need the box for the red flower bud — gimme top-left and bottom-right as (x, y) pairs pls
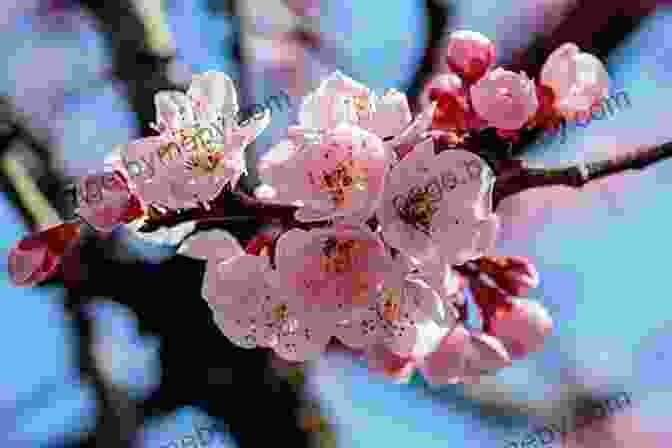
(476, 255), (540, 297)
(8, 222), (81, 287)
(442, 30), (496, 83)
(489, 298), (553, 359)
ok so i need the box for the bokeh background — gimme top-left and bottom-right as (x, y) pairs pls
(1, 0), (672, 447)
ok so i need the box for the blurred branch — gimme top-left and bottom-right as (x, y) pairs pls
(76, 0), (184, 136)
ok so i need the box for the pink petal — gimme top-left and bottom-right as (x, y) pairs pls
(8, 241), (48, 286)
(418, 324), (470, 385)
(363, 89), (412, 140)
(333, 304), (385, 349)
(462, 331), (511, 376)
(275, 226), (390, 318)
(470, 68), (539, 130)
(178, 229), (244, 261)
(274, 314), (334, 362)
(187, 71), (239, 123)
(76, 171), (137, 232)
(489, 298), (553, 359)
(154, 91), (195, 131)
(442, 30), (496, 83)
(365, 343), (416, 383)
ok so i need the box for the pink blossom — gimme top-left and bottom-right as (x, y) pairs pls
(442, 30), (496, 83)
(8, 222), (80, 287)
(489, 297), (553, 359)
(258, 123), (391, 223)
(540, 43), (610, 119)
(120, 71), (270, 209)
(274, 226), (391, 321)
(296, 71), (412, 140)
(333, 254), (458, 357)
(418, 324), (511, 385)
(379, 139), (500, 265)
(203, 248), (335, 361)
(75, 170), (144, 233)
(470, 67), (539, 130)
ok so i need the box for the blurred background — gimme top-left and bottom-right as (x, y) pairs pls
(1, 0), (672, 446)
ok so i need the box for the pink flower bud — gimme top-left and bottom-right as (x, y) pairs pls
(470, 68), (539, 130)
(540, 43), (610, 118)
(476, 255), (540, 297)
(8, 222), (81, 287)
(489, 298), (553, 359)
(365, 344), (416, 384)
(417, 324), (470, 385)
(442, 30), (496, 83)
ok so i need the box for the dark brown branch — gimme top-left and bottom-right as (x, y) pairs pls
(492, 141), (672, 208)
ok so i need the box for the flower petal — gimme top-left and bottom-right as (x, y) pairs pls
(187, 71), (239, 124)
(178, 229), (244, 261)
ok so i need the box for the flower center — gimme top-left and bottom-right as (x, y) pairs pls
(380, 287), (403, 322)
(272, 302), (290, 323)
(352, 94), (371, 121)
(320, 238), (364, 274)
(400, 190), (439, 234)
(318, 159), (368, 208)
(186, 150), (223, 176)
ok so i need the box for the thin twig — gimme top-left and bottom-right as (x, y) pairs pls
(492, 141), (672, 208)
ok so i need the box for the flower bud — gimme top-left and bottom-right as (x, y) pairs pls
(417, 324), (470, 385)
(365, 343), (416, 384)
(8, 222), (81, 287)
(540, 43), (610, 118)
(476, 255), (540, 297)
(470, 68), (539, 130)
(442, 30), (496, 83)
(489, 298), (553, 359)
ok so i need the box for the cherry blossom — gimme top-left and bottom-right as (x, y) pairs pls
(199, 231), (335, 361)
(258, 123), (391, 223)
(8, 222), (80, 287)
(274, 225), (392, 321)
(442, 30), (496, 83)
(379, 138), (500, 265)
(470, 67), (539, 130)
(120, 71), (270, 209)
(294, 71), (412, 140)
(540, 43), (610, 119)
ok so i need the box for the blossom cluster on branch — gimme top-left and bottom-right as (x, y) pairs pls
(7, 30), (665, 385)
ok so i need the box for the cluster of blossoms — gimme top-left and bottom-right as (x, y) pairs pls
(7, 30), (611, 385)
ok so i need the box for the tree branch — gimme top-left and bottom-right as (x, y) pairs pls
(492, 141), (672, 208)
(138, 140), (672, 232)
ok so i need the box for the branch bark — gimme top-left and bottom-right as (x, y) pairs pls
(491, 141), (672, 208)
